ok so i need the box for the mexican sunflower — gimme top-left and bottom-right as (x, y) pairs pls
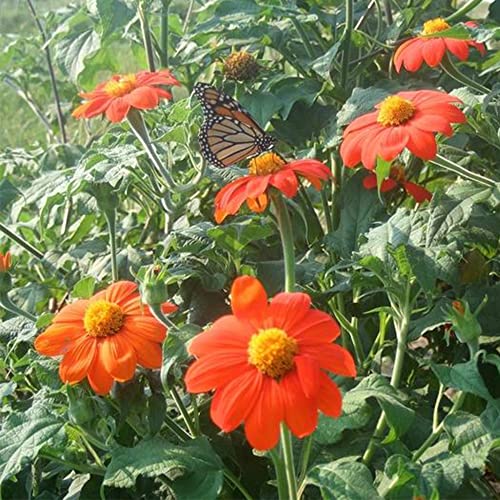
(340, 90), (466, 170)
(35, 281), (177, 395)
(214, 152), (331, 223)
(0, 252), (11, 272)
(184, 276), (356, 450)
(72, 70), (180, 123)
(363, 164), (432, 203)
(394, 19), (485, 73)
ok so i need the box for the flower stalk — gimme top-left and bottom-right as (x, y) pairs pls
(0, 223), (44, 260)
(0, 293), (37, 321)
(440, 55), (490, 95)
(138, 0), (156, 72)
(429, 154), (496, 188)
(103, 209), (119, 282)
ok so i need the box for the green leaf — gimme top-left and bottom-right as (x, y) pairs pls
(431, 360), (492, 401)
(0, 400), (65, 486)
(72, 276), (96, 299)
(239, 92), (283, 127)
(310, 41), (342, 82)
(0, 178), (20, 212)
(269, 77), (322, 119)
(344, 375), (415, 438)
(327, 171), (384, 258)
(405, 246), (437, 291)
(375, 157), (392, 195)
(103, 437), (224, 500)
(308, 460), (381, 500)
(91, 0), (135, 39)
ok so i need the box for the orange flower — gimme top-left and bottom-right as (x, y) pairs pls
(72, 70), (180, 123)
(184, 276), (356, 450)
(363, 164), (432, 203)
(35, 281), (177, 395)
(394, 19), (485, 73)
(340, 90), (466, 170)
(214, 152), (331, 223)
(0, 252), (11, 272)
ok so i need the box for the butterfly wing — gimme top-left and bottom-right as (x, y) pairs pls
(194, 83), (275, 168)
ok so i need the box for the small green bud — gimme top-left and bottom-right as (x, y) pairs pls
(140, 264), (168, 307)
(446, 297), (487, 346)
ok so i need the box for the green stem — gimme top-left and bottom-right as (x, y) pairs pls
(331, 153), (342, 230)
(0, 293), (37, 321)
(321, 189), (333, 234)
(440, 55), (490, 95)
(138, 0), (156, 71)
(280, 424), (298, 500)
(429, 154), (497, 188)
(412, 391), (465, 461)
(340, 0), (354, 88)
(271, 194), (295, 293)
(433, 383), (445, 431)
(223, 469), (254, 500)
(169, 385), (198, 437)
(290, 18), (315, 59)
(269, 448), (288, 500)
(382, 0), (392, 24)
(39, 450), (105, 476)
(362, 282), (412, 465)
(0, 222), (44, 260)
(26, 0), (67, 143)
(297, 435), (313, 485)
(446, 0), (483, 22)
(330, 304), (364, 366)
(159, 0), (170, 67)
(103, 210), (118, 282)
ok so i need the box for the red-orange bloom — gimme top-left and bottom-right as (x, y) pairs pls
(35, 281), (177, 395)
(0, 252), (11, 272)
(72, 70), (180, 123)
(363, 165), (432, 203)
(394, 19), (485, 73)
(184, 276), (356, 450)
(214, 152), (331, 223)
(340, 90), (466, 170)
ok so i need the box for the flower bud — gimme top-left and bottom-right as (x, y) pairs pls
(223, 51), (260, 81)
(140, 264), (168, 307)
(0, 252), (12, 294)
(446, 297), (487, 346)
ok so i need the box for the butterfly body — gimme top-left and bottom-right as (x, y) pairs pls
(194, 83), (275, 168)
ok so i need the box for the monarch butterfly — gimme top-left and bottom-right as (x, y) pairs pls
(194, 83), (276, 168)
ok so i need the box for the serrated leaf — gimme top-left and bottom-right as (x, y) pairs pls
(308, 460), (381, 500)
(103, 437), (224, 499)
(91, 0), (135, 39)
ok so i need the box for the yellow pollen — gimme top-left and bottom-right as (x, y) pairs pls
(248, 152), (286, 176)
(377, 96), (416, 127)
(104, 74), (137, 97)
(421, 18), (451, 36)
(83, 300), (124, 338)
(248, 328), (298, 379)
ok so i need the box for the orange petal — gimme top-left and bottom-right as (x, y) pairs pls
(246, 193), (268, 213)
(104, 281), (138, 305)
(100, 335), (137, 381)
(53, 300), (89, 324)
(87, 340), (114, 395)
(317, 371), (343, 418)
(280, 370), (318, 438)
(230, 275), (268, 324)
(267, 292), (311, 332)
(59, 336), (97, 384)
(244, 377), (283, 450)
(185, 352), (250, 393)
(105, 97), (130, 122)
(122, 329), (163, 369)
(289, 309), (340, 345)
(124, 86), (159, 109)
(210, 369), (263, 432)
(122, 316), (166, 342)
(301, 343), (357, 377)
(34, 323), (85, 356)
(294, 355), (321, 399)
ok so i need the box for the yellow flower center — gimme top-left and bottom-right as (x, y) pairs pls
(421, 18), (451, 36)
(248, 328), (298, 379)
(84, 300), (124, 337)
(104, 74), (137, 97)
(377, 96), (416, 127)
(248, 152), (285, 176)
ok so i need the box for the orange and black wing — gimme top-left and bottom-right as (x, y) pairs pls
(194, 83), (275, 168)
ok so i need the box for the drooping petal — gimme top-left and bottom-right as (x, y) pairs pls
(422, 39), (446, 67)
(444, 39), (470, 61)
(184, 352), (250, 392)
(244, 377), (284, 450)
(317, 371), (343, 418)
(59, 336), (97, 384)
(230, 275), (268, 324)
(188, 315), (253, 357)
(399, 39), (425, 72)
(340, 130), (369, 168)
(100, 334), (137, 381)
(245, 175), (271, 199)
(280, 370), (318, 438)
(379, 127), (410, 162)
(403, 181), (433, 203)
(409, 112), (453, 136)
(210, 369), (263, 432)
(34, 323), (85, 356)
(72, 97), (111, 119)
(269, 170), (299, 198)
(246, 193), (268, 213)
(125, 86), (160, 109)
(405, 126), (437, 160)
(123, 331), (163, 369)
(105, 97), (131, 122)
(361, 128), (388, 169)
